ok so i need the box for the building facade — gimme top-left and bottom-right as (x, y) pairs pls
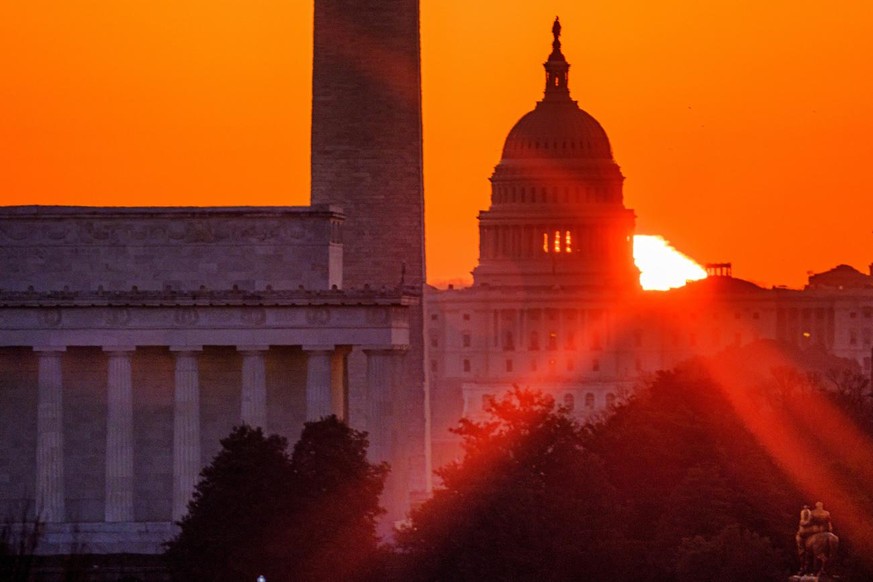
(0, 206), (416, 553)
(426, 21), (873, 471)
(0, 0), (430, 555)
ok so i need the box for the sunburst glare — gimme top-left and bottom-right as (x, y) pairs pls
(634, 235), (707, 291)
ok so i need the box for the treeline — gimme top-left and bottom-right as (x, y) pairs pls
(165, 348), (873, 581)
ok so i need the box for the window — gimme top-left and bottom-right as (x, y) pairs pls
(463, 313), (471, 321)
(565, 332), (576, 350)
(462, 333), (471, 348)
(547, 332), (558, 351)
(591, 332), (602, 350)
(849, 330), (858, 346)
(592, 358), (600, 372)
(430, 360), (437, 373)
(430, 336), (439, 348)
(606, 393), (616, 407)
(430, 313), (438, 321)
(563, 393), (575, 412)
(463, 359), (471, 373)
(502, 331), (515, 351)
(564, 230), (572, 253)
(481, 394), (492, 410)
(566, 359), (575, 372)
(506, 359), (513, 372)
(753, 312), (760, 320)
(548, 359), (557, 374)
(531, 359), (538, 371)
(529, 331), (540, 351)
(585, 393), (595, 408)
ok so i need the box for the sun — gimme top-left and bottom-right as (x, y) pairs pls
(633, 235), (707, 291)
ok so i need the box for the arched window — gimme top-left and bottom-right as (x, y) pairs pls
(606, 393), (616, 407)
(585, 393), (595, 408)
(563, 393), (575, 412)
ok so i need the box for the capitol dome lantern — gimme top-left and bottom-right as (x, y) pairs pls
(472, 18), (639, 291)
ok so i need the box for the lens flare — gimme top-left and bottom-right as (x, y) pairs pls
(633, 235), (707, 291)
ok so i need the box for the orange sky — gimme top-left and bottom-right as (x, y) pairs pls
(1, 1), (871, 288)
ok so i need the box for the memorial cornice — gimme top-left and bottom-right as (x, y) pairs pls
(0, 286), (420, 308)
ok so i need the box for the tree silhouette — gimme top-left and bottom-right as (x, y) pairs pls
(274, 415), (388, 582)
(396, 386), (623, 582)
(165, 417), (387, 582)
(164, 425), (292, 581)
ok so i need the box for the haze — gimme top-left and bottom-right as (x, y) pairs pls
(1, 1), (871, 288)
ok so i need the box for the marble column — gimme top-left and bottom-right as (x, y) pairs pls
(171, 348), (201, 521)
(364, 348), (399, 464)
(331, 347), (350, 422)
(304, 346), (334, 421)
(35, 347), (65, 523)
(104, 347), (135, 522)
(238, 346), (268, 429)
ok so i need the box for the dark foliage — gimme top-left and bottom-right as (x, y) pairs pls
(0, 503), (43, 582)
(272, 416), (389, 582)
(584, 365), (797, 579)
(164, 425), (293, 581)
(165, 418), (387, 582)
(675, 525), (784, 582)
(398, 359), (873, 580)
(396, 387), (624, 582)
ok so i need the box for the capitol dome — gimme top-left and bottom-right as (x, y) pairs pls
(498, 17), (614, 162)
(473, 18), (639, 292)
(501, 101), (613, 161)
